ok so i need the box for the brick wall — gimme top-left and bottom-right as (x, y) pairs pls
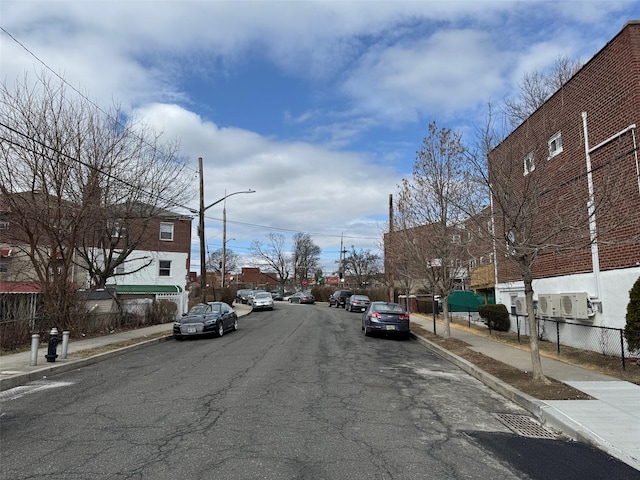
(490, 21), (640, 284)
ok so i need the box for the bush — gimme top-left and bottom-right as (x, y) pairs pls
(149, 299), (178, 324)
(478, 303), (510, 332)
(625, 276), (640, 352)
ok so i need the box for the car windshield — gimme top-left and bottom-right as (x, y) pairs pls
(374, 303), (405, 313)
(353, 295), (369, 301)
(188, 304), (209, 315)
(255, 292), (271, 299)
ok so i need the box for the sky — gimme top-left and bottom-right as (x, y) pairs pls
(2, 0), (639, 276)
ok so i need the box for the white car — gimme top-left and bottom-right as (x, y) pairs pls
(248, 291), (274, 311)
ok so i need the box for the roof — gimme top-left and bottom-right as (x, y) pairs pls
(0, 281), (41, 293)
(110, 284), (183, 294)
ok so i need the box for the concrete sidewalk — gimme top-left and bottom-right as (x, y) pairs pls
(1, 304), (638, 471)
(409, 313), (640, 472)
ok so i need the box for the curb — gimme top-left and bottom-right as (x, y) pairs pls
(410, 331), (640, 469)
(0, 335), (173, 391)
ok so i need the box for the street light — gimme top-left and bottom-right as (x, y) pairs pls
(197, 158), (255, 303)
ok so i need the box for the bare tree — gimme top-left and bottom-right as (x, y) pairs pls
(394, 121), (482, 338)
(0, 72), (191, 326)
(292, 232), (320, 289)
(206, 248), (239, 274)
(467, 99), (622, 382)
(250, 233), (290, 292)
(503, 55), (582, 128)
(342, 246), (380, 289)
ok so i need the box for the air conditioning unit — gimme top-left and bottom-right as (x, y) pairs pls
(537, 294), (561, 318)
(559, 292), (593, 320)
(514, 296), (527, 315)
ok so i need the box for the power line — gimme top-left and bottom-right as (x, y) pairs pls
(0, 26), (200, 179)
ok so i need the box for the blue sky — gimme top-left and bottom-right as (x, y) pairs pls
(2, 1), (639, 275)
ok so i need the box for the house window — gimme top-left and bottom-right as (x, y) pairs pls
(451, 234), (461, 244)
(159, 260), (171, 277)
(115, 263), (125, 275)
(110, 220), (127, 238)
(0, 256), (8, 273)
(159, 223), (174, 241)
(0, 211), (8, 230)
(523, 152), (535, 175)
(548, 131), (563, 159)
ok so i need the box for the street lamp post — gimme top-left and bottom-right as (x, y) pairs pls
(197, 157), (254, 303)
(221, 236), (235, 288)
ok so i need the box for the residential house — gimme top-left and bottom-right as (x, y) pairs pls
(0, 193), (192, 318)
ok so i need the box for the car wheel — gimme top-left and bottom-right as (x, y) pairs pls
(233, 318), (238, 331)
(364, 325), (371, 337)
(217, 321), (224, 337)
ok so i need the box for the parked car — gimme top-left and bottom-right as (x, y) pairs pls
(236, 289), (253, 304)
(249, 291), (274, 310)
(361, 302), (410, 338)
(328, 290), (353, 308)
(174, 302), (238, 340)
(346, 294), (371, 312)
(270, 290), (284, 301)
(288, 291), (315, 304)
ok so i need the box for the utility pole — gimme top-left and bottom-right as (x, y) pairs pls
(199, 157), (207, 303)
(388, 193), (395, 303)
(221, 201), (227, 288)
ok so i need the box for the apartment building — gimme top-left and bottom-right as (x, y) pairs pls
(489, 21), (640, 329)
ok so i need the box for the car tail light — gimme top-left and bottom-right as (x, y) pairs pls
(370, 312), (382, 319)
(399, 314), (409, 320)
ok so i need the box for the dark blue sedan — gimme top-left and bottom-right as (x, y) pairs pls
(362, 302), (410, 338)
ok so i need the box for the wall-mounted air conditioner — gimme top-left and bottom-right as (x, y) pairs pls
(514, 296), (527, 315)
(537, 294), (561, 318)
(559, 292), (593, 320)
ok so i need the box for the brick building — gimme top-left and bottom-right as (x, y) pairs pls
(490, 21), (640, 329)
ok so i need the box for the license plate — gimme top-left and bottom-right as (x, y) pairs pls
(385, 325), (396, 330)
(187, 327), (196, 333)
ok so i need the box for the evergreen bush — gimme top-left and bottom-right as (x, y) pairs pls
(625, 276), (640, 353)
(478, 303), (510, 332)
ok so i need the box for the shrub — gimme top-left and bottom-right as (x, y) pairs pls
(478, 303), (510, 332)
(149, 299), (178, 324)
(625, 276), (640, 353)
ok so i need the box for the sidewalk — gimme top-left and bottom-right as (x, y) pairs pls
(409, 313), (640, 472)
(1, 305), (638, 471)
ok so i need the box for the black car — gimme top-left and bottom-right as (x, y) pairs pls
(362, 302), (410, 338)
(328, 290), (353, 308)
(346, 294), (371, 312)
(236, 289), (253, 304)
(174, 302), (238, 340)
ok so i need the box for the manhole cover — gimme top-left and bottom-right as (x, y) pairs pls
(496, 413), (558, 439)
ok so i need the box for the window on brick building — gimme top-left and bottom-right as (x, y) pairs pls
(159, 260), (171, 277)
(0, 256), (8, 273)
(548, 131), (563, 159)
(160, 222), (174, 241)
(0, 211), (8, 230)
(523, 152), (535, 175)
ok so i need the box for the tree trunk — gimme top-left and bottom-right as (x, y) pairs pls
(523, 269), (548, 382)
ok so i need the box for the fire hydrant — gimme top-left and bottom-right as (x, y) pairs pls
(45, 327), (59, 363)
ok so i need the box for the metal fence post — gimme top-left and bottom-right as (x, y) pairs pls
(620, 329), (626, 371)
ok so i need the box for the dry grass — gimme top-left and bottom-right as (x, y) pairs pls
(411, 317), (640, 401)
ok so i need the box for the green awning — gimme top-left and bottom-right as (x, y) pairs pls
(111, 285), (183, 294)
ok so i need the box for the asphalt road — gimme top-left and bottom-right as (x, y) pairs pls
(1, 303), (636, 479)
